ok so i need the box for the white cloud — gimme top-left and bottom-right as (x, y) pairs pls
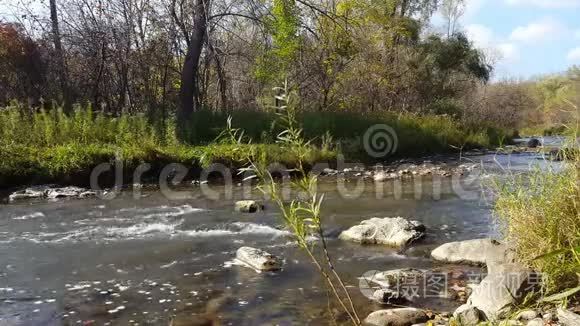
(510, 18), (567, 43)
(567, 47), (580, 61)
(497, 43), (519, 61)
(465, 24), (519, 62)
(465, 24), (494, 47)
(506, 0), (580, 8)
(575, 29), (580, 39)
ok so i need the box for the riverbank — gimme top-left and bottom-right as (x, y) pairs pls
(0, 106), (510, 190)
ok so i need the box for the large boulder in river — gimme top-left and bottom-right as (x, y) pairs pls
(339, 217), (425, 247)
(431, 239), (508, 266)
(363, 308), (428, 326)
(235, 247), (282, 272)
(467, 263), (537, 321)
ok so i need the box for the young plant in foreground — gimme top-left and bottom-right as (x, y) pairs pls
(223, 82), (361, 325)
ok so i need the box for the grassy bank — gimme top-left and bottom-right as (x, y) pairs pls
(0, 104), (509, 188)
(493, 136), (580, 294)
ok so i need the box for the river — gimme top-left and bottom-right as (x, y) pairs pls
(0, 145), (564, 325)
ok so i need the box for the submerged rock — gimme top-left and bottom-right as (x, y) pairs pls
(234, 200), (263, 213)
(235, 247), (282, 272)
(431, 239), (508, 266)
(9, 185), (96, 201)
(339, 217), (425, 247)
(364, 308), (428, 326)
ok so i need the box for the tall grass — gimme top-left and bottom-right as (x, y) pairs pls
(1, 102), (508, 188)
(493, 135), (580, 292)
(186, 109), (509, 156)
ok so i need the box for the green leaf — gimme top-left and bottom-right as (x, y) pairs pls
(540, 286), (580, 302)
(533, 248), (571, 261)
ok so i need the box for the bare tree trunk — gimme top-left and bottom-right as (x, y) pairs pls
(208, 42), (228, 111)
(178, 0), (207, 140)
(49, 0), (71, 111)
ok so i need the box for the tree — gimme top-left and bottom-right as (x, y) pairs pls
(440, 0), (465, 38)
(0, 23), (46, 106)
(178, 0), (208, 139)
(49, 0), (71, 111)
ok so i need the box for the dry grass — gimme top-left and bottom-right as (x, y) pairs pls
(494, 136), (580, 292)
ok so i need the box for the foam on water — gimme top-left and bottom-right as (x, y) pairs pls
(12, 212), (45, 220)
(117, 205), (204, 219)
(179, 222), (291, 238)
(3, 220), (290, 243)
(106, 220), (184, 238)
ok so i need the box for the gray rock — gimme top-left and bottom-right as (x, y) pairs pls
(234, 200), (263, 213)
(9, 186), (48, 201)
(235, 247), (282, 272)
(362, 269), (425, 303)
(498, 321), (521, 326)
(431, 238), (508, 266)
(557, 308), (580, 326)
(373, 171), (398, 182)
(467, 263), (537, 321)
(453, 304), (484, 326)
(542, 312), (554, 321)
(9, 186), (96, 201)
(340, 217), (425, 247)
(322, 168), (338, 175)
(527, 138), (542, 148)
(515, 310), (539, 321)
(526, 318), (544, 326)
(45, 186), (95, 199)
(364, 308), (428, 326)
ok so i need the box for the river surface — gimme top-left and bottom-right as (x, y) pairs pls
(0, 148), (564, 326)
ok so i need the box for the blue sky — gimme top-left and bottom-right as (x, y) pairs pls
(431, 0), (580, 79)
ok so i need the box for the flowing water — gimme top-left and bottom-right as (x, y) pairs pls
(0, 148), (564, 326)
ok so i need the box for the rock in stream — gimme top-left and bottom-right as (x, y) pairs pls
(339, 217), (425, 247)
(234, 247), (282, 272)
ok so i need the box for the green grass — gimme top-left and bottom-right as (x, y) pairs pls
(519, 125), (572, 137)
(0, 103), (509, 188)
(187, 109), (510, 155)
(493, 139), (580, 292)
